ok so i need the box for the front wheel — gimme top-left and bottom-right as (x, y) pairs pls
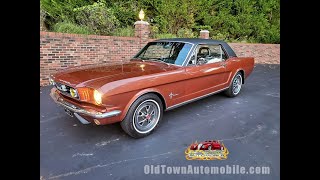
(225, 72), (243, 97)
(120, 94), (163, 138)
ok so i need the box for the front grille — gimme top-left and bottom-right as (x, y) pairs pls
(55, 82), (79, 99)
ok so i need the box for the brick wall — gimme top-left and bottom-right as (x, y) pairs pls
(40, 31), (280, 86)
(40, 32), (150, 85)
(229, 43), (280, 64)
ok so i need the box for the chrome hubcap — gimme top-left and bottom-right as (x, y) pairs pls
(133, 100), (160, 133)
(232, 74), (242, 95)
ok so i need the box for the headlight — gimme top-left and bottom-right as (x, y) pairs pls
(70, 88), (78, 98)
(77, 88), (103, 105)
(93, 90), (102, 105)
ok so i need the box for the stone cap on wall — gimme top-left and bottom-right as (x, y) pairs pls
(134, 21), (150, 25)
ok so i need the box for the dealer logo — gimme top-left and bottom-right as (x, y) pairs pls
(185, 140), (229, 160)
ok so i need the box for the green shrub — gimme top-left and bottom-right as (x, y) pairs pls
(112, 26), (134, 37)
(40, 7), (46, 23)
(40, 0), (279, 43)
(211, 32), (230, 41)
(150, 24), (160, 38)
(109, 1), (137, 28)
(40, 7), (47, 31)
(53, 22), (93, 34)
(73, 0), (120, 35)
(154, 33), (177, 39)
(40, 0), (93, 29)
(177, 28), (196, 38)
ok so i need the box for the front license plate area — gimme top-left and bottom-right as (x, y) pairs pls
(64, 108), (74, 117)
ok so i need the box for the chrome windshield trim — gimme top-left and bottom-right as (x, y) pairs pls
(132, 41), (195, 67)
(153, 40), (195, 67)
(153, 40), (195, 45)
(144, 59), (183, 67)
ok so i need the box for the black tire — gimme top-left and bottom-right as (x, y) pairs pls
(225, 72), (243, 97)
(120, 93), (163, 138)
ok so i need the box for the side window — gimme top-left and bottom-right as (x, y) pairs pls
(194, 44), (227, 65)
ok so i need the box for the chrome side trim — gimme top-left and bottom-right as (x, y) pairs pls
(50, 91), (121, 119)
(166, 69), (246, 111)
(166, 87), (228, 111)
(74, 113), (91, 124)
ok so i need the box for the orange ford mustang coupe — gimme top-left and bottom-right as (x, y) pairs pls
(50, 38), (254, 138)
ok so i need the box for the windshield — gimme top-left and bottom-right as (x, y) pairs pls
(134, 42), (193, 66)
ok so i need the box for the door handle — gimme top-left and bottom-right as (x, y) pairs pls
(220, 63), (226, 67)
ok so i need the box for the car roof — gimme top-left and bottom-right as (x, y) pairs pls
(154, 38), (225, 44)
(153, 38), (237, 57)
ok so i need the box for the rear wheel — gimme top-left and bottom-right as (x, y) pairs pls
(120, 94), (163, 138)
(225, 72), (243, 97)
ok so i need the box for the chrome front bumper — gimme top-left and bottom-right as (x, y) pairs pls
(50, 89), (121, 123)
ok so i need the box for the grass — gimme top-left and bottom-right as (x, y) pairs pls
(53, 22), (93, 35)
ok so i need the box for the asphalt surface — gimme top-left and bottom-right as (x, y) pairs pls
(40, 64), (280, 180)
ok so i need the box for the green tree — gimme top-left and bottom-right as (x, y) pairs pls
(143, 0), (197, 34)
(41, 0), (280, 43)
(106, 0), (139, 28)
(73, 0), (120, 35)
(40, 0), (93, 29)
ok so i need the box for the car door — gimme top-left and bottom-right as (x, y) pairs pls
(184, 44), (229, 98)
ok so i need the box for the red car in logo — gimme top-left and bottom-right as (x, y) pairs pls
(189, 140), (224, 150)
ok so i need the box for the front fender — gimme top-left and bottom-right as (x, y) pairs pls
(118, 88), (167, 121)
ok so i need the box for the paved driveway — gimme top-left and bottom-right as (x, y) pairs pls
(40, 64), (280, 180)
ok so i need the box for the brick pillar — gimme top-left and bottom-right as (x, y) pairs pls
(199, 30), (209, 39)
(134, 21), (150, 48)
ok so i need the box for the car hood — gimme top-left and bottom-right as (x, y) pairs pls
(52, 60), (181, 88)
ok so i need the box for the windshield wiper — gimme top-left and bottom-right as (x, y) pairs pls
(131, 58), (145, 62)
(146, 58), (171, 65)
(138, 57), (178, 66)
